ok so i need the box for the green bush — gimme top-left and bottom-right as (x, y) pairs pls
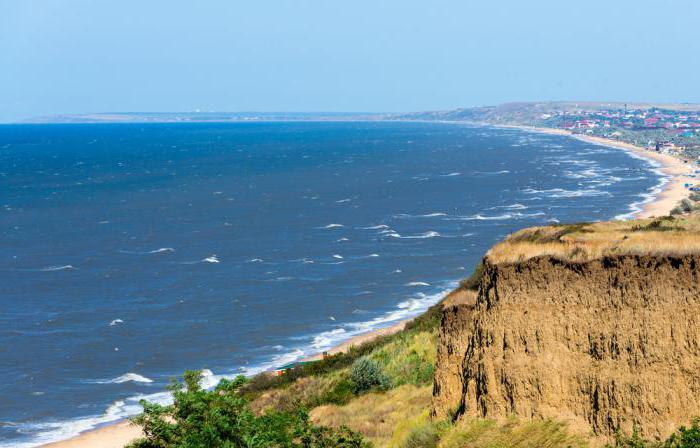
(610, 419), (700, 448)
(350, 357), (391, 394)
(399, 421), (441, 448)
(666, 418), (700, 447)
(127, 370), (369, 448)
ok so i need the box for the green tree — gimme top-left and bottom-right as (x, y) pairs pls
(127, 370), (368, 448)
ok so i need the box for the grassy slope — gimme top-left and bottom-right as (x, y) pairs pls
(241, 282), (591, 447)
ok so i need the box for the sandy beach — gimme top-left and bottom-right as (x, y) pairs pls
(39, 421), (142, 448)
(500, 124), (696, 218)
(38, 125), (694, 448)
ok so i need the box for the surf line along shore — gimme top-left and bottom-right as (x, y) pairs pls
(496, 124), (696, 218)
(39, 319), (411, 448)
(39, 126), (690, 448)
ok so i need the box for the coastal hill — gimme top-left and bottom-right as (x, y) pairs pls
(434, 215), (700, 442)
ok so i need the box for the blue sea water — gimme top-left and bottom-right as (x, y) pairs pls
(0, 121), (662, 446)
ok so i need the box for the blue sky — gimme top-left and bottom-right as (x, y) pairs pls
(2, 0), (700, 121)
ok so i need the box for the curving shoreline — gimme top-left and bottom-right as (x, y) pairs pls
(36, 124), (687, 448)
(498, 124), (695, 218)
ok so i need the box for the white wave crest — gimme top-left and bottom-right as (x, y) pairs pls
(405, 282), (430, 286)
(387, 231), (441, 239)
(119, 248), (174, 255)
(94, 373), (154, 384)
(202, 255), (220, 263)
(40, 265), (75, 272)
(522, 187), (611, 198)
(317, 224), (344, 229)
(149, 248), (174, 254)
(393, 212), (447, 218)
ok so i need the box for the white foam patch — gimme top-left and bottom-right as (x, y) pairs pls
(39, 265), (75, 272)
(387, 231), (441, 239)
(118, 248), (174, 255)
(93, 373), (154, 384)
(317, 224), (344, 229)
(473, 170), (510, 175)
(202, 255), (220, 263)
(393, 212), (447, 218)
(405, 282), (430, 286)
(522, 187), (612, 198)
(449, 211), (545, 221)
(148, 248), (175, 254)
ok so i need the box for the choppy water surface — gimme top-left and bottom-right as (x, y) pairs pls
(0, 121), (661, 446)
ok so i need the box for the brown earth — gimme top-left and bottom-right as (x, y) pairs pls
(432, 254), (700, 442)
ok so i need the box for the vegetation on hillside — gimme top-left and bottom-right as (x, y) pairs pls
(126, 370), (368, 448)
(487, 214), (700, 264)
(610, 419), (700, 448)
(125, 257), (700, 448)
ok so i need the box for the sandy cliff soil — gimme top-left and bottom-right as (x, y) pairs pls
(433, 255), (700, 441)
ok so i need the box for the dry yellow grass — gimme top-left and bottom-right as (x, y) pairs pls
(486, 215), (700, 264)
(310, 385), (432, 447)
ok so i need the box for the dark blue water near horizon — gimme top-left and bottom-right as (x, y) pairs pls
(0, 121), (661, 446)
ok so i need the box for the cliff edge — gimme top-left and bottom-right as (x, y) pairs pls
(432, 216), (700, 441)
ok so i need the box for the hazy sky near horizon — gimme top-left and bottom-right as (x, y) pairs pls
(2, 0), (700, 122)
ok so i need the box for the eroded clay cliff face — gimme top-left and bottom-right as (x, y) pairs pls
(433, 255), (700, 440)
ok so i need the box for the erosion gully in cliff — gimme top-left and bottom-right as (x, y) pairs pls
(432, 215), (700, 442)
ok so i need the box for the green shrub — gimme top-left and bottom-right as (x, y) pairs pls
(350, 357), (391, 394)
(313, 378), (355, 406)
(666, 418), (700, 448)
(609, 419), (700, 448)
(126, 370), (369, 448)
(399, 421), (441, 448)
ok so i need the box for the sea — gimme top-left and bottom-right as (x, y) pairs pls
(0, 121), (663, 446)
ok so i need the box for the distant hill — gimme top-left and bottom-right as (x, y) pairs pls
(396, 101), (700, 125)
(21, 111), (382, 124)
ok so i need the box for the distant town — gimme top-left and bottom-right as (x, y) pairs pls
(536, 106), (700, 158)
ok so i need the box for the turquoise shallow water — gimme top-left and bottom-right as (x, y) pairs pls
(0, 121), (661, 446)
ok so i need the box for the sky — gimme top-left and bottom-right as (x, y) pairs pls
(2, 0), (700, 122)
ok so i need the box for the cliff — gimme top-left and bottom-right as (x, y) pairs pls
(432, 217), (700, 441)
